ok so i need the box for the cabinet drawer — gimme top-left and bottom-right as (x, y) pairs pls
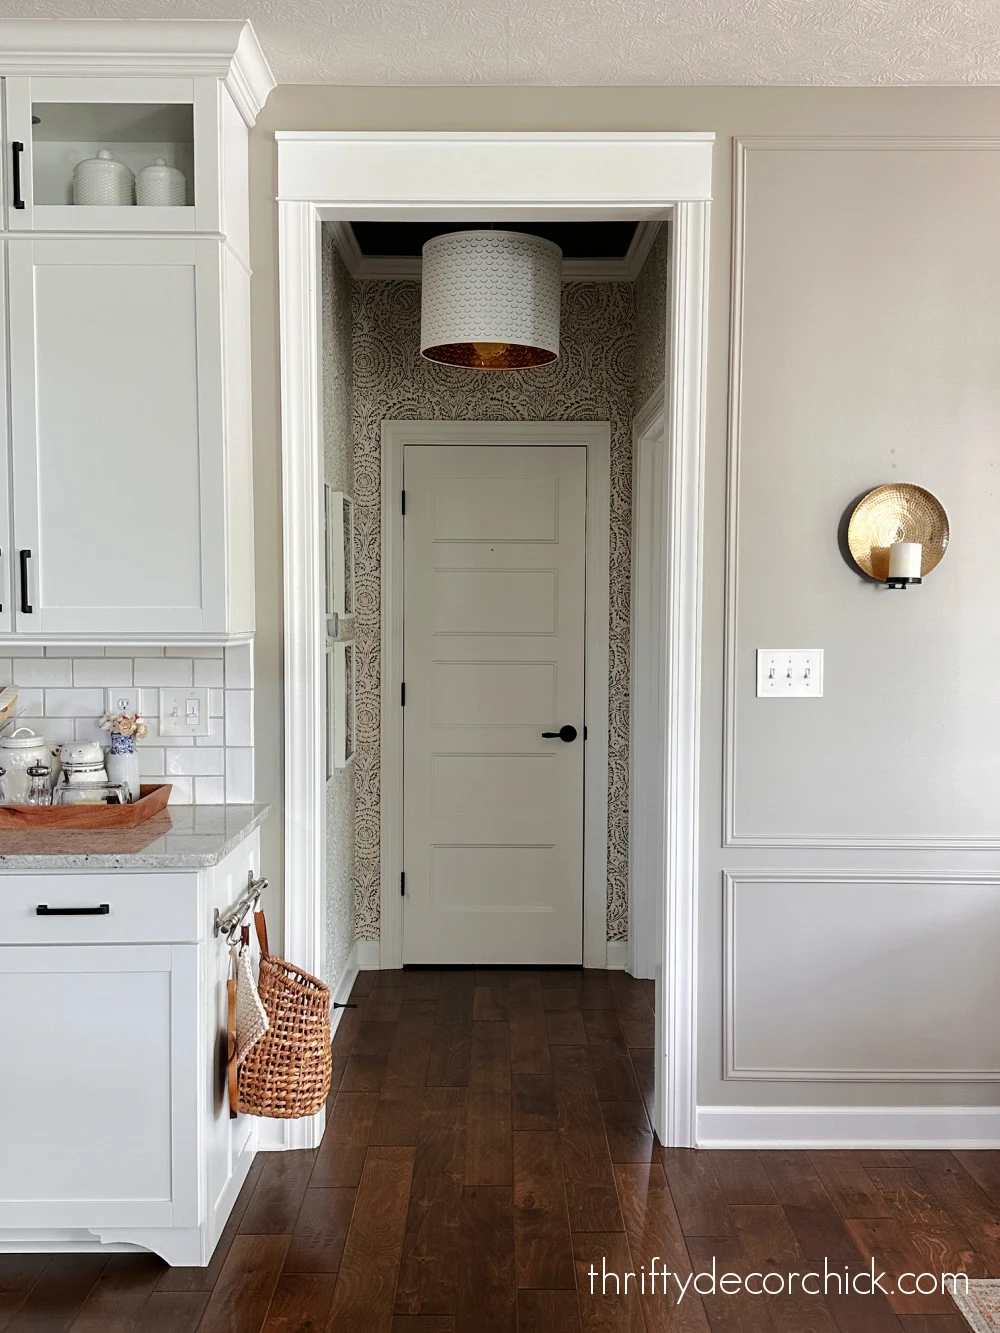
(0, 872), (199, 944)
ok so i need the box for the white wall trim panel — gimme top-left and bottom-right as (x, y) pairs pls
(697, 1104), (1000, 1150)
(724, 870), (1000, 1081)
(380, 420), (611, 972)
(723, 135), (1000, 850)
(277, 132), (713, 212)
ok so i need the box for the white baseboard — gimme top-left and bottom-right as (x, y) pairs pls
(696, 1104), (1000, 1150)
(356, 939), (380, 969)
(330, 940), (361, 1041)
(606, 940), (628, 970)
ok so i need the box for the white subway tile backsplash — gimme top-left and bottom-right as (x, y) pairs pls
(225, 747), (254, 804)
(166, 747), (225, 777)
(138, 747), (166, 777)
(167, 645), (223, 658)
(224, 643), (253, 689)
(134, 658), (194, 687)
(224, 691), (253, 747)
(13, 688), (43, 717)
(3, 647), (252, 807)
(44, 688), (105, 718)
(72, 658), (132, 687)
(167, 776), (193, 805)
(73, 717), (108, 744)
(195, 775), (226, 804)
(194, 658), (224, 688)
(14, 658), (73, 686)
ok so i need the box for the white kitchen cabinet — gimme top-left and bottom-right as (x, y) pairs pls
(0, 23), (273, 644)
(0, 820), (266, 1266)
(6, 236), (251, 638)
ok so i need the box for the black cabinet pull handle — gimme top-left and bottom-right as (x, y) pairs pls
(19, 549), (31, 615)
(37, 904), (110, 916)
(12, 141), (24, 210)
(542, 724), (578, 743)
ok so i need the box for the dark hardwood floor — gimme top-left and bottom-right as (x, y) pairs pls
(3, 967), (993, 1331)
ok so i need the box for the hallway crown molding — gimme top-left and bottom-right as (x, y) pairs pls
(326, 219), (663, 284)
(0, 20), (276, 125)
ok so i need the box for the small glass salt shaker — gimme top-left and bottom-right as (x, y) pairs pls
(0, 765), (7, 804)
(26, 763), (52, 806)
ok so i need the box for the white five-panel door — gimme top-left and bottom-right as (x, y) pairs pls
(402, 444), (587, 964)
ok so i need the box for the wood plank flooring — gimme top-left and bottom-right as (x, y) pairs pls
(3, 967), (995, 1332)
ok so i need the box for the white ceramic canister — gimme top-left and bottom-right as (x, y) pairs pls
(0, 726), (55, 803)
(136, 157), (186, 207)
(72, 149), (135, 207)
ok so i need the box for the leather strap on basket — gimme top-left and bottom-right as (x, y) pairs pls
(226, 963), (239, 1120)
(254, 909), (269, 959)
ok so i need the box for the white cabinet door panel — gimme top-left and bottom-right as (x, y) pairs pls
(0, 247), (12, 633)
(7, 237), (226, 635)
(0, 943), (197, 1229)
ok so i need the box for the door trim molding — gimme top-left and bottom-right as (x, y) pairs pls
(276, 130), (714, 1147)
(380, 420), (611, 971)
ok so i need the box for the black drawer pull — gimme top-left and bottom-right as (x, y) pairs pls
(12, 141), (25, 210)
(36, 903), (110, 916)
(19, 549), (31, 615)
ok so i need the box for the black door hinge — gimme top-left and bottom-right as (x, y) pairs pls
(401, 682), (406, 707)
(400, 872), (406, 897)
(584, 725), (588, 740)
(401, 489), (406, 515)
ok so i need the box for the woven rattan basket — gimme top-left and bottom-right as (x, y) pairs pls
(237, 912), (332, 1119)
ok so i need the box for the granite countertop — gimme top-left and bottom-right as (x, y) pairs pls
(0, 804), (270, 870)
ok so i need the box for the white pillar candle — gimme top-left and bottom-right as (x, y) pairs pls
(888, 541), (922, 580)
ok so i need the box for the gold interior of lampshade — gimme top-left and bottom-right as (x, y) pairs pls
(422, 341), (558, 370)
(847, 483), (950, 582)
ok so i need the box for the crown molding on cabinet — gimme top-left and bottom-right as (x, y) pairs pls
(0, 20), (276, 126)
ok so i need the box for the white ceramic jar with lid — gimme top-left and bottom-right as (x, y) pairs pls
(136, 157), (186, 206)
(0, 726), (56, 803)
(72, 150), (135, 206)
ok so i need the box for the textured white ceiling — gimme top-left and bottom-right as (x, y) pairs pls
(6, 0), (999, 86)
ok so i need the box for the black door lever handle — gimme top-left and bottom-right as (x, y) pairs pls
(542, 725), (578, 743)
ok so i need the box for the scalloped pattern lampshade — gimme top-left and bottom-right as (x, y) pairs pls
(420, 230), (562, 370)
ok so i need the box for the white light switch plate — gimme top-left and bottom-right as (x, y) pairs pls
(105, 687), (140, 717)
(159, 686), (211, 737)
(756, 649), (824, 698)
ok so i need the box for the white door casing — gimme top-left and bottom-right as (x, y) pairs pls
(277, 132), (713, 1149)
(402, 443), (587, 965)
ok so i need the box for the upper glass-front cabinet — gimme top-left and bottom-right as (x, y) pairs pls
(4, 76), (235, 241)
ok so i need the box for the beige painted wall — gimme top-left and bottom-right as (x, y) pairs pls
(249, 86), (1000, 1109)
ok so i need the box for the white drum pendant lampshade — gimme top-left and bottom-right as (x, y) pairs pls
(420, 230), (562, 370)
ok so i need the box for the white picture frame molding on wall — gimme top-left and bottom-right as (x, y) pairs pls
(325, 487), (355, 620)
(277, 130), (714, 1151)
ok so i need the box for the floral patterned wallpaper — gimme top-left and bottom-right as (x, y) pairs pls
(349, 273), (642, 944)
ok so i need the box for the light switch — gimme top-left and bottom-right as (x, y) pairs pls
(159, 686), (211, 737)
(756, 649), (824, 698)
